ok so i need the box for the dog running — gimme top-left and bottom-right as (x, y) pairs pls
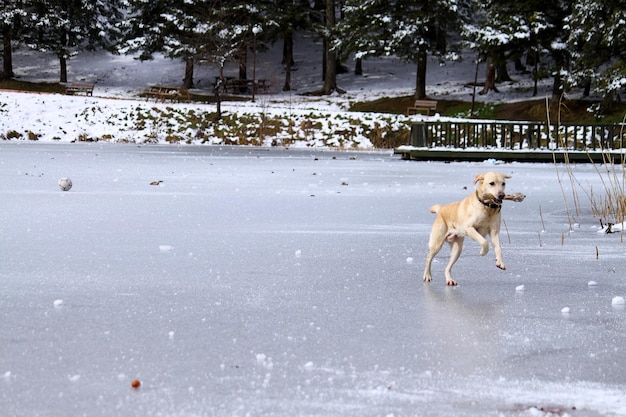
(422, 171), (525, 286)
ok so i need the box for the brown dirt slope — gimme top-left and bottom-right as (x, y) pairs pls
(350, 96), (626, 124)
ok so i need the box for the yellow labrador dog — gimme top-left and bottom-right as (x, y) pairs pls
(423, 171), (519, 286)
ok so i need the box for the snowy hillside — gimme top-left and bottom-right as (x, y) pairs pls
(0, 34), (557, 147)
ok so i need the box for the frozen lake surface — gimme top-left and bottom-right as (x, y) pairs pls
(1, 142), (626, 416)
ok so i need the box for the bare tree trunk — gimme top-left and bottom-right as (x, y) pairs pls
(2, 27), (14, 79)
(238, 47), (247, 80)
(214, 64), (224, 121)
(183, 58), (194, 89)
(322, 0), (337, 94)
(480, 57), (498, 95)
(238, 47), (247, 94)
(60, 56), (68, 83)
(532, 49), (539, 96)
(551, 71), (563, 103)
(583, 79), (591, 97)
(415, 48), (427, 99)
(354, 57), (362, 76)
(496, 56), (512, 82)
(59, 30), (69, 83)
(282, 29), (294, 91)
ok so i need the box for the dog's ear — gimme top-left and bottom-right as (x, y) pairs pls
(474, 173), (485, 184)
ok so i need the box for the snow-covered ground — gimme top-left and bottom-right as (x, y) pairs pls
(1, 142), (626, 417)
(0, 33), (558, 146)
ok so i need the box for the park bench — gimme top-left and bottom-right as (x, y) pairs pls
(65, 82), (95, 96)
(144, 85), (191, 103)
(407, 99), (438, 116)
(216, 78), (270, 95)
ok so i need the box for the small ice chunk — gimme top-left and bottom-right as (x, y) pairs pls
(168, 331), (175, 339)
(3, 371), (11, 380)
(295, 249), (302, 258)
(406, 257), (414, 265)
(303, 361), (314, 370)
(256, 354), (273, 369)
(561, 307), (570, 314)
(68, 375), (81, 382)
(515, 285), (525, 292)
(588, 281), (597, 287)
(159, 245), (174, 252)
(611, 296), (625, 305)
(53, 299), (63, 308)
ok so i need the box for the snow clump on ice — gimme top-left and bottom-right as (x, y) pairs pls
(611, 296), (625, 306)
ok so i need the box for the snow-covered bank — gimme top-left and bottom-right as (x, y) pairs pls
(1, 32), (559, 147)
(0, 89), (412, 148)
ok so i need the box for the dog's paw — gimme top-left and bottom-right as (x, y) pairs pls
(496, 260), (506, 270)
(446, 279), (458, 286)
(480, 243), (489, 256)
(423, 274), (433, 282)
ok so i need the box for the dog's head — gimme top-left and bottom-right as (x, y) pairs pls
(474, 172), (511, 204)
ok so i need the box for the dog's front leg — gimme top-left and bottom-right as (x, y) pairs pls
(490, 229), (506, 270)
(466, 227), (489, 256)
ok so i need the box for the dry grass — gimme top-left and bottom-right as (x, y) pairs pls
(555, 103), (626, 230)
(586, 126), (626, 227)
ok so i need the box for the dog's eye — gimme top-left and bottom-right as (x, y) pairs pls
(489, 182), (495, 186)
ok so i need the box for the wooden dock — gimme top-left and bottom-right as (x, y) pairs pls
(394, 147), (625, 164)
(396, 120), (626, 163)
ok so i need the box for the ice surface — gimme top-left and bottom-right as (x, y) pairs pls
(1, 143), (626, 416)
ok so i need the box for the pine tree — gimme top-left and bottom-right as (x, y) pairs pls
(24, 0), (126, 82)
(122, 0), (273, 89)
(465, 1), (571, 102)
(566, 0), (626, 106)
(265, 0), (314, 91)
(464, 3), (547, 95)
(337, 0), (470, 99)
(1, 0), (27, 79)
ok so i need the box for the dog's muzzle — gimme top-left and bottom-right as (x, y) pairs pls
(477, 191), (503, 209)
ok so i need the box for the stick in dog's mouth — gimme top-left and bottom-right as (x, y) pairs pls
(482, 192), (527, 205)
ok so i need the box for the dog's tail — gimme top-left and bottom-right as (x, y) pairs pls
(429, 204), (442, 214)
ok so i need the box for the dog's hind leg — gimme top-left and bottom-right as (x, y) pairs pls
(423, 220), (447, 283)
(444, 235), (464, 286)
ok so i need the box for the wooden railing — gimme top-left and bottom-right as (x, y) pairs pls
(409, 121), (626, 150)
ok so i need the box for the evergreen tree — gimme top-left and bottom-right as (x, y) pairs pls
(265, 0), (313, 91)
(465, 1), (571, 102)
(337, 0), (470, 99)
(566, 0), (626, 106)
(464, 3), (548, 95)
(122, 0), (273, 89)
(1, 0), (27, 79)
(24, 0), (126, 82)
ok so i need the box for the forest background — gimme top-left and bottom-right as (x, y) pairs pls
(1, 0), (625, 109)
